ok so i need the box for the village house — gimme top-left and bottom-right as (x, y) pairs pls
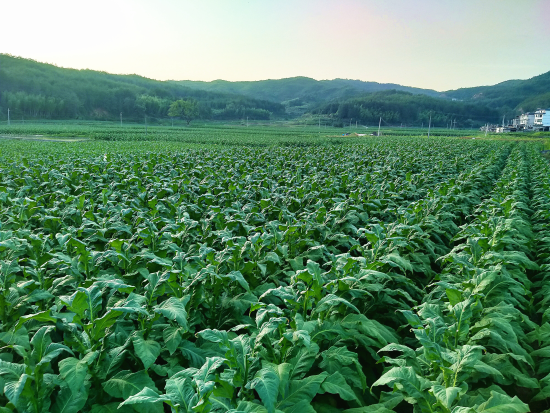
(520, 112), (535, 128)
(535, 109), (545, 126)
(494, 108), (550, 132)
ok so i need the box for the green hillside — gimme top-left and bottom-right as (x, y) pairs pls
(444, 70), (550, 113)
(0, 55), (285, 121)
(176, 77), (440, 102)
(2, 54), (548, 124)
(176, 77), (441, 115)
(314, 90), (500, 128)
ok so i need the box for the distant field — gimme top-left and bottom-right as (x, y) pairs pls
(0, 120), (482, 146)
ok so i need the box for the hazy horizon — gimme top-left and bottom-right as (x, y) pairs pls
(2, 0), (549, 91)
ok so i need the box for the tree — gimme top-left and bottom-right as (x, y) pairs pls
(168, 99), (200, 125)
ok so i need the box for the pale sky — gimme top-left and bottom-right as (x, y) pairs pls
(1, 0), (549, 91)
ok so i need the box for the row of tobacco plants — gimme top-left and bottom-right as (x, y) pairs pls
(0, 137), (548, 412)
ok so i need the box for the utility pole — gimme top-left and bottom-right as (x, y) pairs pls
(502, 114), (505, 127)
(427, 114), (432, 138)
(485, 123), (489, 137)
(246, 117), (249, 127)
(7, 108), (9, 126)
(377, 117), (382, 137)
(453, 120), (457, 130)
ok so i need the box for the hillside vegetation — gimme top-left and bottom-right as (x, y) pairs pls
(1, 54), (549, 125)
(444, 70), (550, 113)
(315, 90), (500, 128)
(0, 55), (285, 121)
(176, 77), (441, 115)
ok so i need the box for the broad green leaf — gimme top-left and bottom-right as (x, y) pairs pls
(281, 399), (316, 413)
(225, 270), (251, 291)
(446, 289), (463, 307)
(90, 310), (123, 340)
(277, 373), (328, 410)
(289, 343), (319, 380)
(4, 373), (30, 405)
(52, 386), (88, 413)
(235, 401), (269, 413)
(0, 327), (30, 350)
(451, 300), (474, 344)
(197, 328), (229, 344)
(118, 387), (170, 407)
(164, 326), (184, 354)
(38, 342), (73, 365)
(100, 345), (127, 379)
(179, 340), (207, 367)
(154, 296), (189, 329)
(320, 372), (360, 403)
(59, 357), (88, 394)
(319, 346), (367, 390)
(477, 391), (529, 413)
(15, 310), (57, 330)
(102, 370), (158, 399)
(196, 356), (226, 383)
(381, 253), (413, 272)
(165, 374), (198, 408)
(247, 368), (280, 413)
(312, 294), (360, 315)
(378, 343), (416, 359)
(451, 408), (475, 413)
(432, 385), (461, 409)
(133, 332), (161, 369)
(372, 366), (431, 400)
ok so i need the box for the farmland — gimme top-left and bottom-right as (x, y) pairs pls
(0, 126), (549, 413)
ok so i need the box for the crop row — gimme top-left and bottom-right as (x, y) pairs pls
(371, 145), (550, 412)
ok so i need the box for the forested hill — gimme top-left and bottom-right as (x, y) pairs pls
(2, 54), (548, 124)
(314, 90), (500, 128)
(175, 77), (441, 115)
(444, 70), (550, 114)
(0, 55), (285, 121)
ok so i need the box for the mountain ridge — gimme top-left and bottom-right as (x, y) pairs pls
(443, 71), (550, 114)
(1, 54), (549, 122)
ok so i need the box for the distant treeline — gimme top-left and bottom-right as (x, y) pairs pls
(0, 55), (284, 121)
(315, 90), (500, 127)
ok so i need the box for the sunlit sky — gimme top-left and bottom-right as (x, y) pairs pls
(1, 0), (549, 91)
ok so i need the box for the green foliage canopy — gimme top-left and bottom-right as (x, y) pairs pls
(168, 99), (201, 125)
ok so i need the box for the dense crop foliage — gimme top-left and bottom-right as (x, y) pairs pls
(0, 135), (548, 412)
(0, 122), (480, 147)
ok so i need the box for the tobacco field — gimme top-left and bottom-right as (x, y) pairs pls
(0, 135), (549, 413)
